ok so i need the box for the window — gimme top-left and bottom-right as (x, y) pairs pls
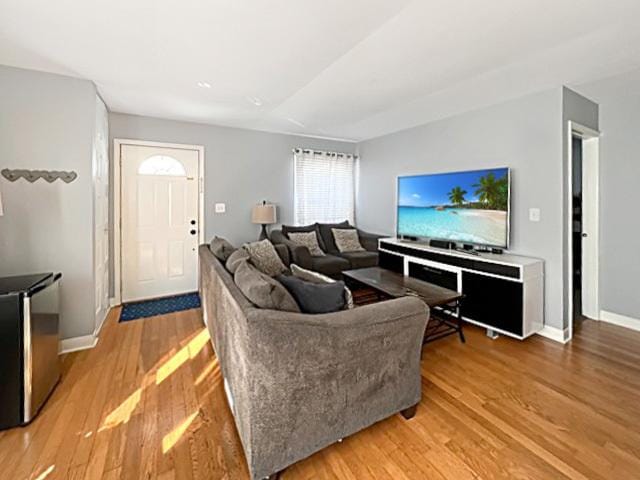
(138, 155), (186, 176)
(294, 149), (356, 225)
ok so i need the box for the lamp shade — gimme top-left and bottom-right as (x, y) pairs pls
(251, 203), (276, 224)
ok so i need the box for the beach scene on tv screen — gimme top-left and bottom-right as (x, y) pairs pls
(398, 168), (509, 247)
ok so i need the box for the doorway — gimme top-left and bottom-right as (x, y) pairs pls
(568, 122), (600, 340)
(114, 141), (205, 304)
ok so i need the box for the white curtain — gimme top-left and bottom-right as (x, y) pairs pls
(293, 149), (356, 225)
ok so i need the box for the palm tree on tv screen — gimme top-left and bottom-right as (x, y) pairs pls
(448, 186), (467, 206)
(472, 173), (508, 210)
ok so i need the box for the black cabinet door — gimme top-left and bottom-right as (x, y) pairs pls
(408, 262), (458, 291)
(461, 272), (523, 336)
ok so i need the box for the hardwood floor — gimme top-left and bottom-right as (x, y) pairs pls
(1, 309), (639, 480)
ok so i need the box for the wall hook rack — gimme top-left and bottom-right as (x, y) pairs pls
(1, 169), (78, 184)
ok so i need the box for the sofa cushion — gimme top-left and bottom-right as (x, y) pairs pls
(210, 236), (236, 262)
(317, 221), (352, 253)
(282, 223), (327, 251)
(310, 254), (351, 277)
(288, 231), (325, 257)
(226, 248), (251, 274)
(276, 275), (345, 314)
(291, 264), (354, 309)
(339, 251), (379, 269)
(234, 261), (300, 312)
(243, 239), (288, 277)
(332, 228), (365, 253)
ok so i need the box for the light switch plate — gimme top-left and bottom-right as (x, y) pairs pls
(215, 203), (226, 213)
(529, 208), (540, 222)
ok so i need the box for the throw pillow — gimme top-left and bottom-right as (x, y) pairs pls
(277, 275), (345, 314)
(226, 248), (251, 274)
(210, 236), (236, 262)
(288, 231), (325, 257)
(234, 261), (300, 312)
(243, 239), (288, 277)
(282, 223), (327, 251)
(317, 221), (351, 253)
(290, 264), (354, 309)
(332, 228), (365, 253)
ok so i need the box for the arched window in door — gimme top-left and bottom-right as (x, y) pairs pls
(138, 155), (187, 176)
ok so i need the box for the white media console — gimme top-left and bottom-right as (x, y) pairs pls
(378, 238), (544, 340)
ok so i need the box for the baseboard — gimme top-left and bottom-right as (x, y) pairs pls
(537, 325), (570, 344)
(600, 310), (640, 332)
(93, 306), (111, 337)
(59, 334), (98, 354)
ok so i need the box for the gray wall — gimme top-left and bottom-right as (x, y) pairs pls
(109, 113), (356, 246)
(597, 95), (640, 318)
(0, 65), (97, 339)
(561, 87), (599, 327)
(356, 89), (567, 329)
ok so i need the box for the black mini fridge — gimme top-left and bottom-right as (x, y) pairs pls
(0, 272), (62, 430)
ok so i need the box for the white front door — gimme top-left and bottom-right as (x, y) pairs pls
(121, 144), (200, 302)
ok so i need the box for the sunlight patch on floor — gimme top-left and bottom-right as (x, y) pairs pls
(100, 388), (142, 431)
(195, 358), (220, 386)
(156, 328), (210, 384)
(162, 412), (199, 453)
(34, 464), (55, 480)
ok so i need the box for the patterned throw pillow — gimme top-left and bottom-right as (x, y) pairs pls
(288, 231), (325, 257)
(291, 264), (354, 309)
(331, 228), (365, 253)
(243, 239), (288, 277)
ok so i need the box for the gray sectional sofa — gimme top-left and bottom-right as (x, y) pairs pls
(271, 221), (383, 278)
(199, 245), (429, 479)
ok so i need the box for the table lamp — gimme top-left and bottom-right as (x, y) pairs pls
(251, 201), (276, 240)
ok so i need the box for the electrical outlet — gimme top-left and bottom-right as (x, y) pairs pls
(215, 203), (226, 214)
(529, 208), (541, 222)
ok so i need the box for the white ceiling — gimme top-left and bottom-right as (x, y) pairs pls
(2, 0), (640, 141)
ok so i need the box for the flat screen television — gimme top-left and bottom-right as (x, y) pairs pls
(397, 167), (510, 248)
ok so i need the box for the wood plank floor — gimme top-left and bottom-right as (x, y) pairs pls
(1, 309), (639, 480)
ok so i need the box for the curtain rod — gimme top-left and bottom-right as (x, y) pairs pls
(292, 148), (358, 158)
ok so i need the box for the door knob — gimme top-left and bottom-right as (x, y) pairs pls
(581, 232), (588, 238)
(190, 220), (196, 225)
(190, 229), (197, 235)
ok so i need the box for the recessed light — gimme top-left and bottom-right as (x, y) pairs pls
(247, 96), (263, 106)
(197, 81), (211, 89)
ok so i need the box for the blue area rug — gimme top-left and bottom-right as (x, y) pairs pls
(119, 292), (201, 322)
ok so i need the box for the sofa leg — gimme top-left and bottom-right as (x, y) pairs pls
(401, 404), (418, 420)
(266, 470), (284, 480)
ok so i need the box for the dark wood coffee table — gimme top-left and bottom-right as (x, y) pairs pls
(342, 267), (465, 344)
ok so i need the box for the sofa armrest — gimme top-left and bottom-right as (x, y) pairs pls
(270, 230), (313, 269)
(243, 297), (429, 478)
(357, 229), (385, 252)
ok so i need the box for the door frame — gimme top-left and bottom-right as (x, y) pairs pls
(113, 139), (205, 306)
(566, 121), (600, 341)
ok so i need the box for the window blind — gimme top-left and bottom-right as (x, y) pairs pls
(294, 149), (357, 225)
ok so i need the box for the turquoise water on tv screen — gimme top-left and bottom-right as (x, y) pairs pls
(397, 206), (508, 246)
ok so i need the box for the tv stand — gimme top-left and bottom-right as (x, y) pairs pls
(378, 238), (544, 340)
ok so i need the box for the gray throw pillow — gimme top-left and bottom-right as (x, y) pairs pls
(290, 264), (354, 309)
(288, 231), (325, 257)
(243, 239), (288, 277)
(210, 236), (236, 261)
(234, 261), (300, 312)
(226, 248), (251, 274)
(332, 228), (365, 253)
(277, 275), (345, 314)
